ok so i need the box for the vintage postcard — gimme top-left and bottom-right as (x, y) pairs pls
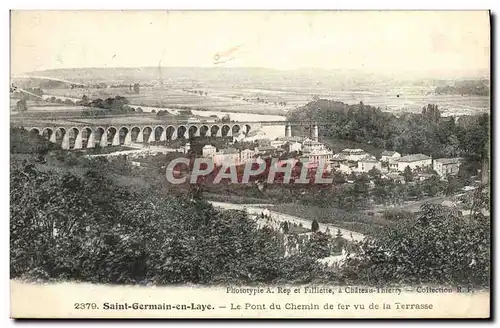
(9, 10), (490, 319)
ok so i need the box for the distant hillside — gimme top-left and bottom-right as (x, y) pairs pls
(17, 67), (369, 92)
(24, 67), (292, 84)
(16, 67), (491, 96)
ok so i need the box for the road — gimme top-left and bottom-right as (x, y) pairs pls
(209, 201), (365, 242)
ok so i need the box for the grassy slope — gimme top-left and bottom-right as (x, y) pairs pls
(273, 203), (395, 236)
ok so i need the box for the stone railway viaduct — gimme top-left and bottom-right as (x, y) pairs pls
(19, 120), (320, 150)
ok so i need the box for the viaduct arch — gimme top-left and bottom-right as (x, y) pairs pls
(21, 122), (264, 150)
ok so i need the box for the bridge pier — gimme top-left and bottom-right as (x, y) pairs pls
(49, 132), (57, 143)
(99, 134), (107, 148)
(160, 130), (167, 141)
(87, 132), (95, 148)
(285, 125), (292, 138)
(124, 132), (132, 145)
(136, 131), (144, 143)
(112, 132), (120, 146)
(74, 133), (83, 149)
(61, 133), (70, 150)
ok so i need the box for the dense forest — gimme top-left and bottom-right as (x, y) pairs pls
(10, 128), (490, 287)
(287, 100), (489, 161)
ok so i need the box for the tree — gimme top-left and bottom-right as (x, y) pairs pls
(16, 99), (27, 112)
(341, 204), (490, 287)
(133, 83), (140, 94)
(444, 134), (460, 158)
(282, 221), (289, 234)
(311, 219), (319, 232)
(368, 167), (382, 180)
(81, 95), (89, 106)
(333, 229), (347, 253)
(403, 166), (414, 183)
(423, 176), (442, 196)
(304, 232), (331, 259)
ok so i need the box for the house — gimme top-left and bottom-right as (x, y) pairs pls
(300, 150), (334, 172)
(270, 139), (287, 148)
(239, 148), (256, 163)
(289, 142), (302, 153)
(357, 155), (382, 173)
(384, 173), (406, 184)
(433, 158), (462, 177)
(416, 173), (435, 181)
(302, 139), (327, 153)
(202, 144), (217, 157)
(338, 161), (357, 174)
(255, 146), (276, 155)
(380, 150), (401, 162)
(302, 149), (334, 163)
(213, 147), (239, 165)
(391, 154), (432, 172)
(330, 153), (347, 168)
(256, 139), (271, 147)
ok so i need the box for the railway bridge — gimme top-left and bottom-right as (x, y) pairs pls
(17, 120), (321, 150)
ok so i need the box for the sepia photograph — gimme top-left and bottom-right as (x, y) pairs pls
(9, 10), (491, 319)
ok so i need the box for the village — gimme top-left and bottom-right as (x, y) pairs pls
(174, 132), (467, 183)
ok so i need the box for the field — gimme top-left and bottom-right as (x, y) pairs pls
(273, 203), (395, 236)
(37, 83), (490, 118)
(41, 87), (298, 116)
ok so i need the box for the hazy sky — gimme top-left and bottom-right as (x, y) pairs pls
(11, 10), (490, 76)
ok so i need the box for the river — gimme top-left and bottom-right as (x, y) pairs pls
(128, 105), (287, 139)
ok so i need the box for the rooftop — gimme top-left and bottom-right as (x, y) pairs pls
(276, 136), (304, 142)
(398, 154), (431, 162)
(359, 155), (378, 162)
(331, 154), (347, 161)
(303, 139), (323, 145)
(307, 150), (333, 156)
(342, 148), (366, 154)
(434, 158), (462, 165)
(256, 146), (275, 151)
(381, 150), (398, 156)
(385, 173), (404, 179)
